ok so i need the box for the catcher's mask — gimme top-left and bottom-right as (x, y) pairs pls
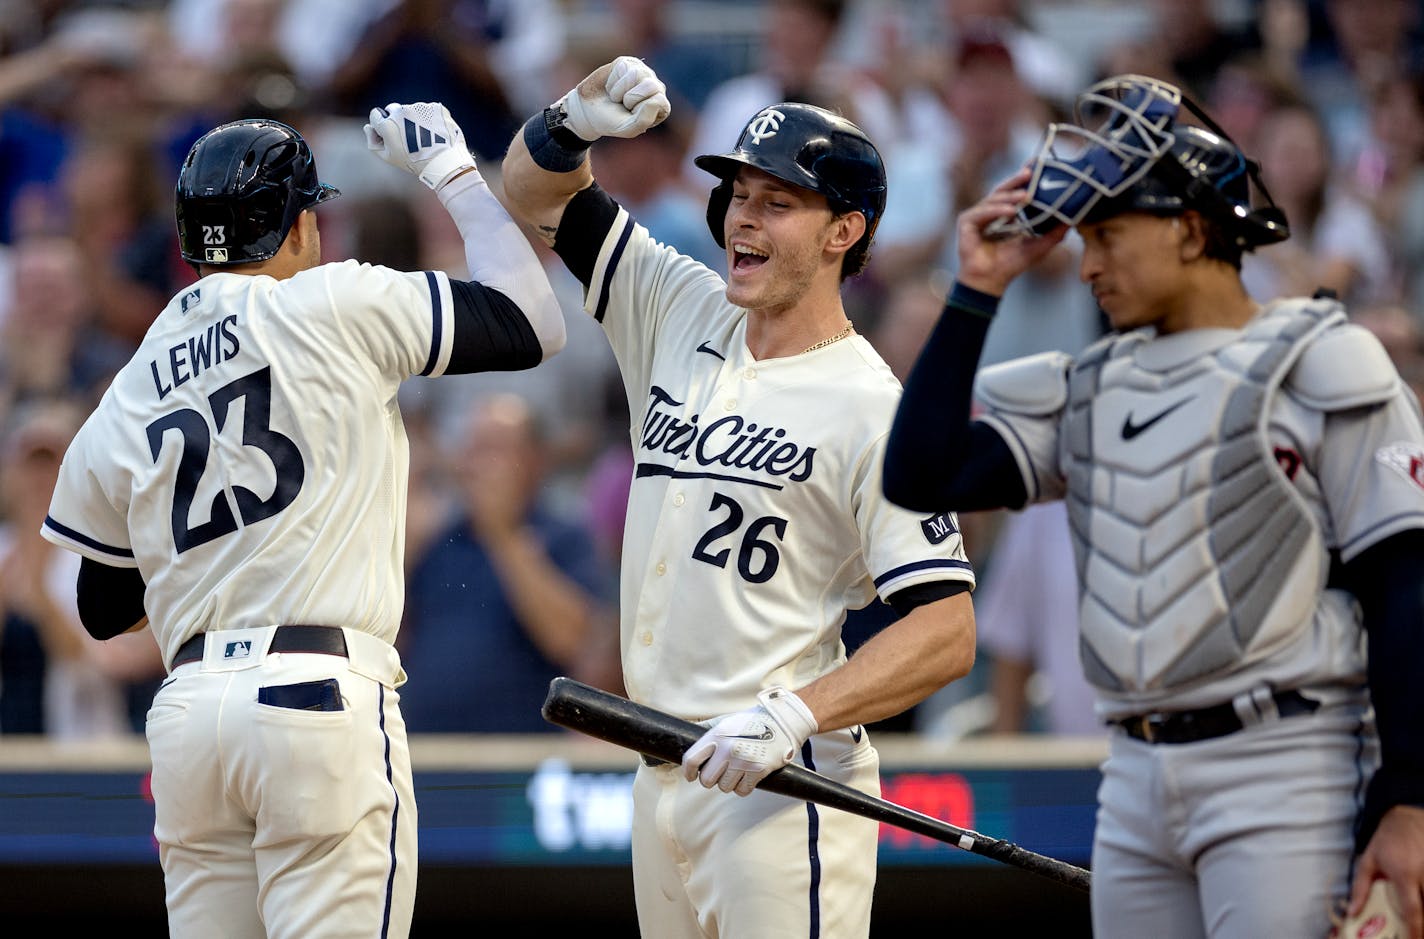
(993, 74), (1288, 251)
(176, 118), (340, 266)
(695, 102), (886, 276)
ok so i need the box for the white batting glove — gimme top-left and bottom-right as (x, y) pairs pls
(558, 55), (671, 142)
(681, 687), (818, 797)
(364, 101), (477, 191)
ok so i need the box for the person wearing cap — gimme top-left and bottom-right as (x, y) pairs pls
(502, 56), (978, 938)
(884, 73), (1424, 938)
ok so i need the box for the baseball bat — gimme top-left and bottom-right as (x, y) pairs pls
(542, 677), (1091, 894)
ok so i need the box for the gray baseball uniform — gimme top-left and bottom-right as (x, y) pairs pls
(893, 288), (1424, 938)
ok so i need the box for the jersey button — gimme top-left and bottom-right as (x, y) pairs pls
(743, 367), (756, 380)
(656, 561), (667, 575)
(723, 399), (737, 411)
(640, 631), (653, 646)
(673, 493), (685, 507)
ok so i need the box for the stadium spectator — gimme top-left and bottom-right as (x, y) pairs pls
(1242, 100), (1393, 309)
(398, 393), (619, 733)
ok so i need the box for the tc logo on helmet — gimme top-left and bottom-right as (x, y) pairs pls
(747, 108), (786, 145)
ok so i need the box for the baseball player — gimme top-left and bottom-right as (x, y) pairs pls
(883, 74), (1424, 938)
(39, 104), (564, 937)
(501, 57), (978, 937)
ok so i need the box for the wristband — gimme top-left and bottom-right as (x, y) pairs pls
(522, 105), (592, 174)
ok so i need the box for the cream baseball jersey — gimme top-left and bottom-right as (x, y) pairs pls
(582, 207), (974, 720)
(42, 260), (457, 667)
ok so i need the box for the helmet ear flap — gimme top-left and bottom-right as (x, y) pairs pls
(706, 180), (732, 249)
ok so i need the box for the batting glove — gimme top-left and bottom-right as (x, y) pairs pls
(364, 101), (477, 191)
(558, 55), (671, 142)
(681, 687), (818, 797)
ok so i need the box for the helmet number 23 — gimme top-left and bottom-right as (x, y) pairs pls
(690, 492), (787, 583)
(146, 366), (305, 554)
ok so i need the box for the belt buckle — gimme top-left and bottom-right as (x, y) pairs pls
(1130, 712), (1163, 743)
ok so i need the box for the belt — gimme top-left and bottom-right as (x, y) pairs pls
(1113, 689), (1319, 744)
(172, 625), (348, 668)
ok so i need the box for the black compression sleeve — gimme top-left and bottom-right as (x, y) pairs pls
(550, 182), (620, 287)
(883, 283), (1029, 512)
(886, 579), (972, 618)
(1340, 528), (1424, 850)
(77, 557), (147, 640)
(445, 278), (544, 374)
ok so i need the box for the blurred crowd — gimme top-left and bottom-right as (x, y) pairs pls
(3, 0), (1423, 742)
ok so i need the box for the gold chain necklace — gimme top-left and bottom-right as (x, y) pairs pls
(801, 322), (854, 355)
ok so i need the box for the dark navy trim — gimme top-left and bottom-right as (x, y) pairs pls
(634, 463), (784, 490)
(380, 688), (399, 938)
(44, 515), (134, 558)
(873, 558), (973, 589)
(593, 217), (634, 324)
(802, 740), (822, 939)
(419, 271), (443, 376)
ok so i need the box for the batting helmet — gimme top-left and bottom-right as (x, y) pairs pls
(176, 119), (339, 266)
(1001, 74), (1288, 251)
(694, 103), (886, 274)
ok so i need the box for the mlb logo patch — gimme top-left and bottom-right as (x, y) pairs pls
(1376, 441), (1424, 490)
(180, 288), (202, 313)
(920, 512), (958, 545)
(224, 640), (253, 660)
(206, 247), (228, 263)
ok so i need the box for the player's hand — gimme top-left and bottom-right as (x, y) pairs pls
(558, 56), (670, 142)
(956, 168), (1068, 297)
(681, 687), (817, 797)
(364, 101), (477, 191)
(1340, 805), (1424, 939)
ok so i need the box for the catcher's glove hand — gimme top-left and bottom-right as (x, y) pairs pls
(1328, 879), (1407, 939)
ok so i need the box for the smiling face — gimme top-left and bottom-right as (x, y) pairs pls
(721, 166), (860, 313)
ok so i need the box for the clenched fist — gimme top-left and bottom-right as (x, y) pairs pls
(364, 101), (477, 190)
(558, 55), (671, 142)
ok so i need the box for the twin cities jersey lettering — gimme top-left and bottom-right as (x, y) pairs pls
(583, 205), (974, 720)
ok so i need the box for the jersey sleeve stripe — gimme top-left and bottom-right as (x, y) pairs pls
(873, 558), (973, 591)
(418, 270), (455, 377)
(976, 413), (1041, 503)
(42, 515), (136, 562)
(589, 208), (635, 324)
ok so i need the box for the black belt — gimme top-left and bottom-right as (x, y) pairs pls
(172, 625), (347, 668)
(1113, 689), (1319, 744)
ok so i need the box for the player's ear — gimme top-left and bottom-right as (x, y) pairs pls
(826, 210), (866, 257)
(1175, 211), (1208, 263)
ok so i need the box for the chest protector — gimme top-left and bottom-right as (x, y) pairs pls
(1063, 298), (1344, 694)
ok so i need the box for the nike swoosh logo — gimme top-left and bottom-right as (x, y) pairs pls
(1120, 396), (1195, 440)
(696, 341), (725, 360)
(1038, 177), (1069, 191)
(850, 725), (863, 743)
(728, 729), (775, 741)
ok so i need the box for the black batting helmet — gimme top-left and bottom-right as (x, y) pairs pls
(176, 119), (339, 266)
(695, 103), (886, 276)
